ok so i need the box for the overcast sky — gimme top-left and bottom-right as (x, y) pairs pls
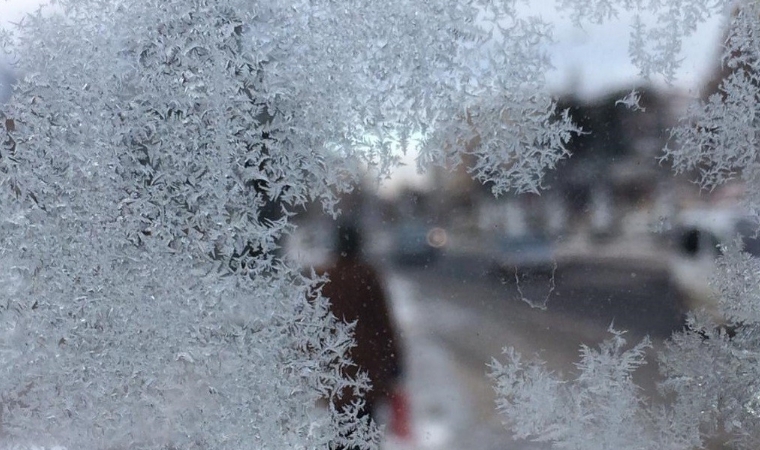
(543, 11), (725, 99)
(0, 0), (44, 24)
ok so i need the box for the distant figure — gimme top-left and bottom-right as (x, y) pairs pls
(318, 222), (404, 423)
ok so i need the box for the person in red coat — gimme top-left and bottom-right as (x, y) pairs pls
(318, 222), (404, 423)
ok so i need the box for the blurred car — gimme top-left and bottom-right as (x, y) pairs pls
(392, 222), (447, 265)
(489, 233), (556, 276)
(668, 207), (760, 321)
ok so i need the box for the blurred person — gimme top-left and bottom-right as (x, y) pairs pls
(317, 222), (408, 445)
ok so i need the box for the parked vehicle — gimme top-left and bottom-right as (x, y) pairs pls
(489, 233), (556, 276)
(668, 207), (760, 321)
(392, 222), (447, 265)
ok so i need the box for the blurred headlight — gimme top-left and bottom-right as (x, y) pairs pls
(426, 227), (447, 248)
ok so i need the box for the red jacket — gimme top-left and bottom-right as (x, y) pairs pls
(318, 256), (403, 409)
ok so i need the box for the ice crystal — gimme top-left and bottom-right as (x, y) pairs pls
(0, 0), (582, 448)
(6, 0), (760, 449)
(489, 328), (700, 450)
(490, 2), (760, 450)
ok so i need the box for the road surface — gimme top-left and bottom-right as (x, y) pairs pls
(381, 250), (685, 450)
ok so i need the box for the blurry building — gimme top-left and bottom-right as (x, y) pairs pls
(425, 84), (693, 242)
(550, 85), (679, 237)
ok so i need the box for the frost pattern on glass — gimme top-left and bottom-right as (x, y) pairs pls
(489, 329), (704, 450)
(6, 0), (760, 449)
(490, 1), (760, 450)
(656, 6), (760, 444)
(666, 1), (760, 216)
(0, 0), (583, 448)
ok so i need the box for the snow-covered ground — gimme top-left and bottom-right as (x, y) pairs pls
(381, 275), (472, 450)
(382, 275), (547, 450)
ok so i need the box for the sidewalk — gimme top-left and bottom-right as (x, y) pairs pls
(381, 275), (473, 450)
(381, 274), (549, 450)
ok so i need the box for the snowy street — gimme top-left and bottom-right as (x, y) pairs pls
(383, 274), (540, 450)
(380, 247), (683, 450)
